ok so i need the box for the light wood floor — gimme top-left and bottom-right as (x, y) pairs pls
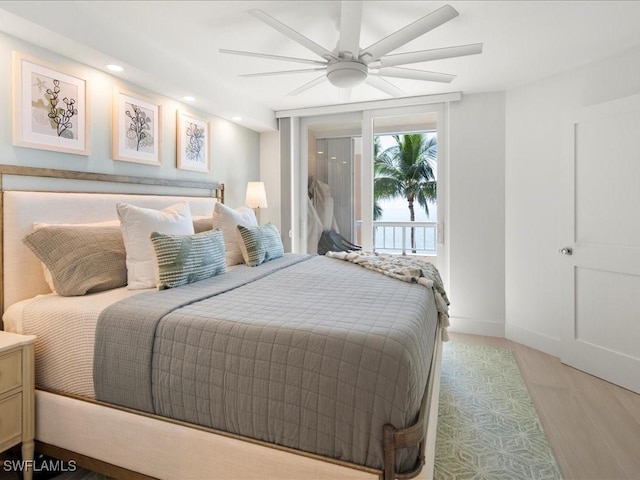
(449, 332), (640, 480)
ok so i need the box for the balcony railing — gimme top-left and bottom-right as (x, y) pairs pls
(373, 221), (437, 256)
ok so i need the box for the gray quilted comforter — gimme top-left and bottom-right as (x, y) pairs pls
(94, 254), (439, 471)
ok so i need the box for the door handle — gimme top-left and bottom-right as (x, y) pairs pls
(559, 247), (573, 255)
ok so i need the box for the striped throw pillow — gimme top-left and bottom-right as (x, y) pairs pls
(150, 229), (227, 290)
(237, 223), (284, 267)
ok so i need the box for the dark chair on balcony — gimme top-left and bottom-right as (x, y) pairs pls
(317, 230), (361, 255)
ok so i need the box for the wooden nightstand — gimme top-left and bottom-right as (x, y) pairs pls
(0, 332), (35, 480)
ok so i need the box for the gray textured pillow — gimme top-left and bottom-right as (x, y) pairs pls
(150, 229), (227, 290)
(236, 223), (284, 267)
(23, 225), (127, 296)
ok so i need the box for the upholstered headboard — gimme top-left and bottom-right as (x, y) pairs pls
(1, 166), (223, 312)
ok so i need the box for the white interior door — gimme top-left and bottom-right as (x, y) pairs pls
(561, 94), (640, 394)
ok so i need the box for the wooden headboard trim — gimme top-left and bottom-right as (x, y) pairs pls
(0, 165), (224, 196)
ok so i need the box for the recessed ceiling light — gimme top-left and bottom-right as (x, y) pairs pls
(232, 116), (242, 122)
(182, 96), (195, 102)
(106, 64), (123, 72)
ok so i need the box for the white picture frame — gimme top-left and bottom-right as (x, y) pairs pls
(176, 110), (210, 173)
(113, 89), (161, 165)
(12, 51), (89, 155)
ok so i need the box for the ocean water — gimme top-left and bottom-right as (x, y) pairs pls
(377, 197), (437, 222)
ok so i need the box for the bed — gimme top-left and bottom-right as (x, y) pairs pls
(1, 166), (445, 480)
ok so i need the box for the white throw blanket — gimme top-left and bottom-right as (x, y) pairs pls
(325, 251), (450, 341)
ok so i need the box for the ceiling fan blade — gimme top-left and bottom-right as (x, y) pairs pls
(376, 67), (456, 83)
(375, 43), (483, 68)
(359, 4), (459, 63)
(338, 1), (363, 59)
(219, 49), (327, 66)
(365, 76), (406, 97)
(287, 74), (327, 96)
(240, 67), (326, 78)
(249, 9), (337, 61)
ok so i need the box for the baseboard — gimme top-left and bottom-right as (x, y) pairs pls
(505, 323), (560, 357)
(448, 317), (561, 358)
(448, 316), (505, 338)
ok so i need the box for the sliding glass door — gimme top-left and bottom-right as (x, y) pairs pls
(296, 103), (447, 277)
(301, 114), (362, 254)
(313, 137), (358, 242)
(369, 110), (439, 264)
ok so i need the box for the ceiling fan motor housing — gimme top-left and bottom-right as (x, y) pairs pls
(326, 61), (368, 88)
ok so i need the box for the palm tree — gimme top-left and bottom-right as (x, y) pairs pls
(374, 133), (437, 253)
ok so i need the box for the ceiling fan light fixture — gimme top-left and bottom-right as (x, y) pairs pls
(326, 61), (368, 88)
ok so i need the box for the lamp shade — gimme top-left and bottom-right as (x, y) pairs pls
(245, 181), (268, 209)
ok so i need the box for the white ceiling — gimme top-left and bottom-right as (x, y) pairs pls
(2, 1), (640, 132)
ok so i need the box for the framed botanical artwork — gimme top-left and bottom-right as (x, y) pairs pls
(113, 89), (161, 165)
(12, 52), (89, 155)
(176, 110), (210, 173)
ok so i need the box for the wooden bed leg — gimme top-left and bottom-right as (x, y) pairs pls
(383, 423), (397, 480)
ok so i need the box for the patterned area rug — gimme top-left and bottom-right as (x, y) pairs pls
(435, 343), (563, 480)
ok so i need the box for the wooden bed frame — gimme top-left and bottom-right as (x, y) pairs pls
(0, 165), (442, 480)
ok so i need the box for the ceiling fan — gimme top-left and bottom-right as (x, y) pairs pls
(220, 2), (482, 98)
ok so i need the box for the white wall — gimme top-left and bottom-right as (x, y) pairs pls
(259, 130), (281, 229)
(505, 45), (640, 356)
(448, 92), (506, 336)
(0, 32), (260, 207)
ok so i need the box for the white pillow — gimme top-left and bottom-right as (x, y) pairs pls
(117, 201), (194, 289)
(211, 202), (257, 265)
